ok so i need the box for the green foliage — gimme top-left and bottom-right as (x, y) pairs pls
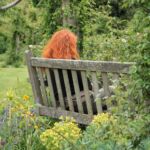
(132, 32), (150, 100)
(81, 0), (150, 101)
(0, 89), (51, 150)
(35, 0), (62, 36)
(34, 0), (97, 52)
(6, 50), (22, 67)
(0, 0), (43, 66)
(0, 67), (31, 99)
(0, 1), (150, 149)
(40, 117), (81, 150)
(0, 34), (7, 54)
(74, 113), (150, 150)
(32, 0), (41, 6)
(138, 137), (150, 150)
(0, 80), (150, 150)
(123, 0), (150, 10)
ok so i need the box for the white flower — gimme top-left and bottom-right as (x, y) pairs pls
(121, 38), (127, 43)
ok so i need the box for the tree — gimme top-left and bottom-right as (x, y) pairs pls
(0, 0), (22, 10)
(0, 0), (43, 66)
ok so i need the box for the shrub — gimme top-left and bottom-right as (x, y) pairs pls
(40, 117), (81, 150)
(76, 113), (150, 150)
(0, 89), (47, 150)
(132, 31), (150, 101)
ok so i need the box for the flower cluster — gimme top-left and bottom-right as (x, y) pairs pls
(40, 117), (81, 150)
(23, 95), (29, 101)
(5, 90), (38, 129)
(92, 113), (116, 125)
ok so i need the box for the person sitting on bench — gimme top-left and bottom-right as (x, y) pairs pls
(42, 29), (92, 112)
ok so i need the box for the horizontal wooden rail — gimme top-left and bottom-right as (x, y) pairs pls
(31, 58), (135, 73)
(39, 106), (93, 125)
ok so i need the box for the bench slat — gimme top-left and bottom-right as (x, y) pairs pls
(45, 69), (57, 107)
(71, 70), (84, 113)
(102, 72), (110, 97)
(39, 106), (93, 125)
(53, 69), (65, 109)
(92, 72), (103, 113)
(31, 58), (134, 73)
(25, 51), (43, 105)
(37, 68), (49, 106)
(102, 72), (111, 110)
(81, 71), (93, 115)
(62, 70), (74, 111)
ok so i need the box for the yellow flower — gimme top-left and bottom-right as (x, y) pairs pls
(26, 111), (32, 116)
(92, 113), (116, 125)
(34, 125), (39, 129)
(23, 95), (29, 101)
(40, 117), (81, 150)
(6, 90), (14, 100)
(59, 116), (75, 123)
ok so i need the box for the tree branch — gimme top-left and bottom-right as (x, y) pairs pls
(0, 0), (22, 11)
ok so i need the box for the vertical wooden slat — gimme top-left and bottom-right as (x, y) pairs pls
(25, 51), (43, 106)
(91, 72), (102, 113)
(71, 70), (83, 113)
(62, 70), (74, 111)
(101, 72), (110, 96)
(101, 72), (111, 110)
(81, 71), (93, 115)
(37, 68), (49, 106)
(53, 69), (65, 109)
(45, 69), (57, 107)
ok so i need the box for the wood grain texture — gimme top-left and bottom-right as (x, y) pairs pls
(25, 51), (43, 105)
(62, 70), (74, 111)
(101, 72), (110, 97)
(53, 69), (65, 109)
(71, 70), (84, 113)
(37, 68), (49, 106)
(81, 71), (93, 115)
(92, 72), (103, 113)
(39, 106), (93, 125)
(45, 68), (57, 107)
(31, 58), (134, 73)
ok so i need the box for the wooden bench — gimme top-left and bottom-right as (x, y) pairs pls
(25, 50), (134, 124)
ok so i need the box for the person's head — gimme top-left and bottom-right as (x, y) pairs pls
(42, 29), (79, 59)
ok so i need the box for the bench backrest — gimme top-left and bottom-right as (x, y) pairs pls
(25, 50), (134, 124)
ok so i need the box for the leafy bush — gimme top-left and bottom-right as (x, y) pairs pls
(75, 113), (150, 150)
(40, 117), (81, 150)
(0, 88), (150, 150)
(138, 137), (150, 150)
(132, 32), (150, 100)
(0, 35), (7, 54)
(0, 89), (47, 150)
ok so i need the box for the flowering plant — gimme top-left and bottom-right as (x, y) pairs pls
(40, 117), (81, 150)
(92, 113), (116, 125)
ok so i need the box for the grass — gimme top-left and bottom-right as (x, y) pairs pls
(0, 67), (32, 99)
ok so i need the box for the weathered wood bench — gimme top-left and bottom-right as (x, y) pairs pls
(25, 50), (134, 124)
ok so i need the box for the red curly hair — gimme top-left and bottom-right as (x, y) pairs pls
(42, 29), (79, 59)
